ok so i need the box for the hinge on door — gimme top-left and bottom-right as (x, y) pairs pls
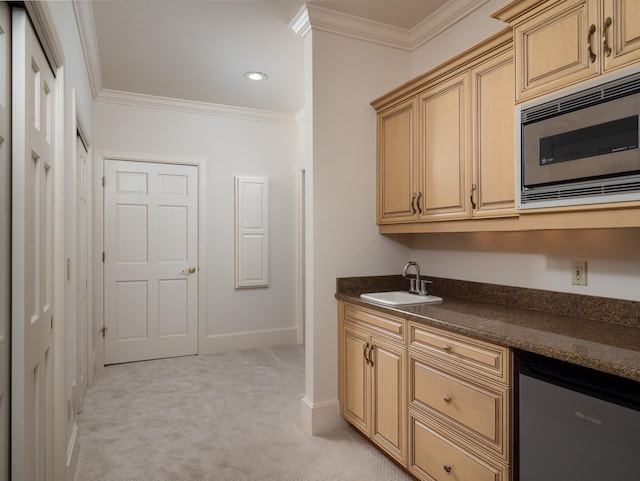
(102, 176), (105, 187)
(99, 327), (107, 338)
(102, 252), (105, 263)
(51, 316), (54, 332)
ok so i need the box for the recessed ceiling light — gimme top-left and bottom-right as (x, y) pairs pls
(244, 71), (268, 81)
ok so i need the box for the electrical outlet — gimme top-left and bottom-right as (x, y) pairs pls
(572, 260), (587, 286)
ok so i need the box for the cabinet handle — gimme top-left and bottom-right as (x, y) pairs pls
(363, 342), (370, 365)
(587, 24), (597, 63)
(443, 465), (452, 474)
(443, 344), (452, 352)
(416, 192), (423, 214)
(367, 345), (375, 367)
(603, 17), (612, 57)
(443, 396), (452, 403)
(470, 183), (477, 210)
(411, 193), (417, 214)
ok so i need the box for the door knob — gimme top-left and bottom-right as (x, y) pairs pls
(187, 266), (197, 274)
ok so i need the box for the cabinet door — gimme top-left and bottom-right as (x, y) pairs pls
(419, 73), (470, 220)
(377, 98), (419, 224)
(371, 337), (406, 463)
(471, 49), (517, 218)
(342, 326), (370, 434)
(514, 0), (599, 102)
(602, 0), (640, 72)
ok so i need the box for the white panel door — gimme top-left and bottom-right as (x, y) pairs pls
(11, 8), (56, 481)
(0, 5), (10, 481)
(76, 135), (90, 408)
(104, 160), (198, 364)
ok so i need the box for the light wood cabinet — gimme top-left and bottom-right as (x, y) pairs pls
(377, 98), (419, 223)
(419, 72), (470, 221)
(373, 29), (517, 230)
(338, 302), (407, 463)
(494, 0), (640, 102)
(407, 322), (511, 480)
(338, 302), (513, 480)
(471, 49), (517, 218)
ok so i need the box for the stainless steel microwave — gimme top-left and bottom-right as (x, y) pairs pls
(518, 69), (640, 209)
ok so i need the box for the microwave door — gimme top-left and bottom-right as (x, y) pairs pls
(523, 93), (640, 188)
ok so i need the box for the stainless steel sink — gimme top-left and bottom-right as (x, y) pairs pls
(360, 291), (443, 306)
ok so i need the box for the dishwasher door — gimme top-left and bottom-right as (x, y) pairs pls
(518, 353), (640, 481)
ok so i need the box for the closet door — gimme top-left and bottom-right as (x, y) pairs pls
(11, 8), (56, 481)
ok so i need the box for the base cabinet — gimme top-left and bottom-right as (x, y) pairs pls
(338, 302), (512, 480)
(339, 302), (407, 464)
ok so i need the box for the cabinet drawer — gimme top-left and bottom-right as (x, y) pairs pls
(344, 303), (405, 342)
(409, 353), (508, 460)
(409, 322), (509, 383)
(409, 409), (507, 481)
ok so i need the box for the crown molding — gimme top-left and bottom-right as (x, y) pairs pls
(411, 0), (491, 50)
(96, 89), (298, 125)
(291, 0), (490, 51)
(73, 0), (103, 98)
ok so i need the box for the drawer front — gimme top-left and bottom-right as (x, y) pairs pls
(409, 410), (507, 481)
(344, 303), (405, 341)
(409, 354), (508, 459)
(409, 322), (509, 383)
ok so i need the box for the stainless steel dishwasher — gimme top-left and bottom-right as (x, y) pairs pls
(516, 350), (640, 481)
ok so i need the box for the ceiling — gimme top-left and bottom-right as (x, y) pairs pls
(90, 0), (453, 113)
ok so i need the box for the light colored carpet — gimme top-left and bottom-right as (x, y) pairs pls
(74, 345), (415, 481)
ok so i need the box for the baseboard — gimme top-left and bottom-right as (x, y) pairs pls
(66, 422), (79, 481)
(300, 397), (345, 435)
(199, 326), (299, 354)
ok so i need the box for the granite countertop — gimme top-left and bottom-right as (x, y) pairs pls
(336, 276), (640, 382)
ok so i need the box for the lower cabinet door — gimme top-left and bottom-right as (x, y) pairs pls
(342, 326), (370, 433)
(408, 409), (507, 481)
(371, 337), (406, 463)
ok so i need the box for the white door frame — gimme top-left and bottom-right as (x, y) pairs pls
(93, 151), (207, 369)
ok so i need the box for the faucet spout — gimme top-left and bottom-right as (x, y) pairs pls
(403, 261), (420, 294)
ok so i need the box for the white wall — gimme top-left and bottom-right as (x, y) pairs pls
(302, 29), (413, 433)
(94, 100), (300, 351)
(47, 1), (95, 477)
(410, 0), (507, 76)
(411, 229), (640, 301)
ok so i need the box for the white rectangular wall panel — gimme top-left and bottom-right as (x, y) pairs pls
(235, 176), (269, 288)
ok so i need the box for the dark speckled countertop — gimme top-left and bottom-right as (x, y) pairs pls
(336, 275), (640, 382)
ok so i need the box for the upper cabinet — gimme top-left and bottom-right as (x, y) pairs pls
(373, 29), (516, 231)
(494, 0), (640, 102)
(377, 98), (419, 224)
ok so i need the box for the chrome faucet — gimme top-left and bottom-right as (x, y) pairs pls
(403, 261), (431, 296)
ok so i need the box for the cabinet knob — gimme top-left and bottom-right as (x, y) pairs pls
(443, 465), (452, 473)
(443, 396), (452, 403)
(443, 344), (452, 352)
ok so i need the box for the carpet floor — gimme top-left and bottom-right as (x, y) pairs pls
(74, 345), (415, 481)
